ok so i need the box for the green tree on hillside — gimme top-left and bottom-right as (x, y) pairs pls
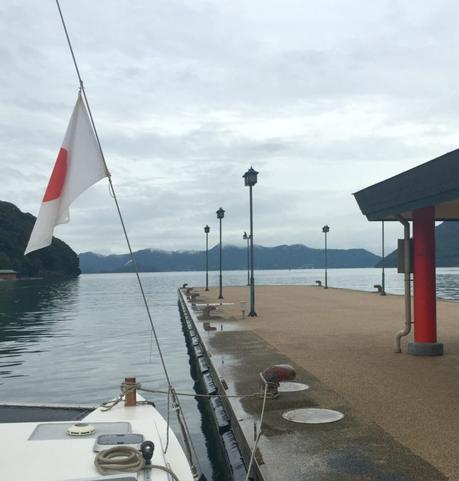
(0, 200), (80, 278)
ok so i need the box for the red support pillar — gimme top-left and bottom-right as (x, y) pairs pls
(409, 206), (443, 356)
(413, 206), (436, 342)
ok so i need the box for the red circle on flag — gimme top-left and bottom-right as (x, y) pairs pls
(43, 148), (68, 202)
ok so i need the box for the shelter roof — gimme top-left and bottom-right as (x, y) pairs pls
(354, 148), (459, 221)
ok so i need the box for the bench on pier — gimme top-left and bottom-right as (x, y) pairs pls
(203, 321), (217, 331)
(189, 293), (200, 305)
(201, 305), (218, 319)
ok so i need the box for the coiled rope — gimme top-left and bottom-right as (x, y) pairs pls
(94, 446), (144, 474)
(94, 446), (181, 481)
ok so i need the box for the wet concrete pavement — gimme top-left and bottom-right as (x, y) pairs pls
(184, 285), (458, 481)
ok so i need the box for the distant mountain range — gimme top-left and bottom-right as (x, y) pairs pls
(378, 221), (459, 267)
(79, 244), (381, 273)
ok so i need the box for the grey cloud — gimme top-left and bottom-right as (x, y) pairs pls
(2, 0), (459, 255)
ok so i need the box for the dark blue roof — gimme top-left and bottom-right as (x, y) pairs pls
(354, 148), (459, 221)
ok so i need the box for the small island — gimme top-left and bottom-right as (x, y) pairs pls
(0, 200), (80, 278)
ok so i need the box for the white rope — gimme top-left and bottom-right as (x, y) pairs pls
(147, 464), (181, 481)
(94, 446), (144, 474)
(94, 447), (182, 481)
(99, 383), (260, 413)
(244, 383), (268, 481)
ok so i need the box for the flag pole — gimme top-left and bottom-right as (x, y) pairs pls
(54, 0), (174, 390)
(55, 0), (109, 178)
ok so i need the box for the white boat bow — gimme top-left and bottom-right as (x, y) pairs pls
(0, 393), (196, 481)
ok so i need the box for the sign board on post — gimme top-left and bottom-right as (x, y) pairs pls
(397, 238), (413, 273)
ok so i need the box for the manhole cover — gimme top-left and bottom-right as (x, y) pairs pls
(282, 408), (344, 424)
(278, 382), (310, 392)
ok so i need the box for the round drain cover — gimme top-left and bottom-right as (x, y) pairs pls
(278, 382), (310, 392)
(282, 408), (344, 424)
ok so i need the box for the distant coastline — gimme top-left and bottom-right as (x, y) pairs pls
(80, 220), (459, 274)
(79, 244), (381, 274)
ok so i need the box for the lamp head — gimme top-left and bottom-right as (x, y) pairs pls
(204, 225), (210, 234)
(322, 225), (330, 233)
(216, 207), (225, 219)
(243, 167), (259, 187)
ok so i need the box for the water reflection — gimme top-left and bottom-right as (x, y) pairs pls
(0, 268), (458, 481)
(0, 273), (221, 479)
(2, 268), (459, 386)
(0, 279), (79, 376)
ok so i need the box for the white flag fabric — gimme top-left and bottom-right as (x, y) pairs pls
(25, 92), (108, 255)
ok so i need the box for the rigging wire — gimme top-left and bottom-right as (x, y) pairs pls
(55, 1), (200, 475)
(165, 386), (171, 452)
(244, 383), (268, 481)
(139, 386), (259, 399)
(55, 0), (173, 391)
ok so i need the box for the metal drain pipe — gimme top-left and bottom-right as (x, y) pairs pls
(395, 215), (412, 353)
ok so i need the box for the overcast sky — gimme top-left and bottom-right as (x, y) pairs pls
(2, 0), (459, 255)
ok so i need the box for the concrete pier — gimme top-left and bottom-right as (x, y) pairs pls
(181, 286), (459, 481)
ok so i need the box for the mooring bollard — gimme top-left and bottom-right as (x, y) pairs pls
(259, 364), (296, 398)
(124, 377), (137, 407)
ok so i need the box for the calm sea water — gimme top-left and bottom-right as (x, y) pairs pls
(0, 267), (458, 480)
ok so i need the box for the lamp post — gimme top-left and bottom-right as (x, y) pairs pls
(381, 220), (386, 295)
(204, 225), (210, 291)
(322, 225), (330, 289)
(243, 167), (258, 316)
(243, 232), (250, 286)
(216, 208), (225, 299)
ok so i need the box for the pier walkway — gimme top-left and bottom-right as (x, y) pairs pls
(187, 286), (458, 481)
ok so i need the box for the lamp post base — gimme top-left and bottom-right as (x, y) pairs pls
(248, 311), (257, 317)
(218, 295), (224, 300)
(205, 288), (209, 291)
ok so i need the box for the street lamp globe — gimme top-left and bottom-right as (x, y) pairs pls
(217, 208), (225, 219)
(243, 232), (248, 240)
(204, 225), (210, 234)
(322, 225), (330, 234)
(243, 167), (258, 187)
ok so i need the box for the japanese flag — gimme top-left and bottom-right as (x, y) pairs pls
(25, 92), (108, 255)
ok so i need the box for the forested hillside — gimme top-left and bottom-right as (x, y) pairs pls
(377, 221), (459, 267)
(0, 201), (80, 277)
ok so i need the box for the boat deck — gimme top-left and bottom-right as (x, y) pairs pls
(183, 285), (459, 481)
(0, 396), (194, 481)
